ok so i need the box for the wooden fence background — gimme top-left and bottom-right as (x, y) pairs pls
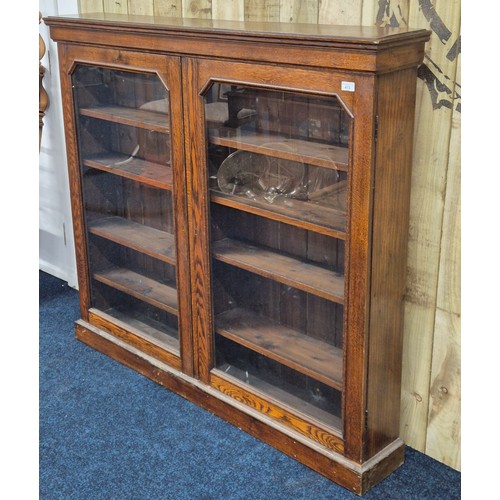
(78, 0), (461, 471)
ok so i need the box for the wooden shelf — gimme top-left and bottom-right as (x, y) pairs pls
(94, 268), (178, 315)
(80, 106), (169, 133)
(213, 238), (344, 304)
(88, 216), (176, 264)
(215, 307), (343, 390)
(99, 307), (179, 353)
(209, 128), (349, 171)
(83, 153), (172, 189)
(215, 364), (342, 431)
(211, 189), (346, 239)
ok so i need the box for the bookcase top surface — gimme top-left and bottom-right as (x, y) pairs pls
(45, 12), (430, 48)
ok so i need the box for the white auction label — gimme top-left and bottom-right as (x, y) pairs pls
(341, 81), (355, 92)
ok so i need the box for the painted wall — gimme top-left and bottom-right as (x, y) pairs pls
(39, 0), (80, 287)
(41, 0), (460, 471)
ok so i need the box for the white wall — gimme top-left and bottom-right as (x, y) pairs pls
(39, 0), (79, 287)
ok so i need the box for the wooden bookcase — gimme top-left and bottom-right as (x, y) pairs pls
(46, 13), (430, 495)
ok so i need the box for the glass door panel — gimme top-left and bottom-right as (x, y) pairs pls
(73, 65), (179, 354)
(204, 83), (351, 432)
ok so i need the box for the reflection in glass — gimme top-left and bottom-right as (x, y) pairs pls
(205, 84), (351, 432)
(72, 65), (179, 353)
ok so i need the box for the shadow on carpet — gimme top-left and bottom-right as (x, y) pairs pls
(39, 271), (460, 499)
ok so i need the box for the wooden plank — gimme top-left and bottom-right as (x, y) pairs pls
(83, 153), (172, 189)
(435, 90), (461, 318)
(216, 307), (343, 389)
(212, 0), (244, 21)
(98, 307), (180, 352)
(88, 308), (182, 369)
(153, 0), (183, 18)
(213, 237), (344, 303)
(375, 0), (409, 27)
(103, 0), (128, 14)
(406, 0), (460, 301)
(401, 0), (461, 467)
(78, 0), (104, 14)
(361, 0), (377, 26)
(211, 190), (346, 239)
(94, 267), (178, 314)
(210, 128), (349, 171)
(182, 0), (212, 19)
(425, 308), (461, 469)
(400, 301), (434, 447)
(80, 106), (169, 133)
(244, 0), (280, 22)
(318, 0), (362, 25)
(128, 0), (154, 16)
(425, 71), (461, 470)
(279, 0), (317, 24)
(88, 216), (176, 263)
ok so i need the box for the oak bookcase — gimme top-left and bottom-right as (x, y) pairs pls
(46, 13), (429, 495)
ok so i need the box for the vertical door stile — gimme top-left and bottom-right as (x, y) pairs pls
(58, 45), (93, 321)
(182, 57), (214, 383)
(342, 74), (377, 462)
(167, 55), (195, 376)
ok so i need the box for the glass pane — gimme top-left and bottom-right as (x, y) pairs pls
(205, 84), (350, 432)
(73, 65), (179, 353)
(206, 84), (350, 236)
(216, 337), (342, 430)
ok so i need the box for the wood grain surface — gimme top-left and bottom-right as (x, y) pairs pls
(50, 0), (461, 479)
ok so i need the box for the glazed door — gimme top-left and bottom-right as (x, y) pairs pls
(185, 58), (375, 455)
(60, 46), (192, 374)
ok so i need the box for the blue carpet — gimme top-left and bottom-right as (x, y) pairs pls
(39, 271), (460, 499)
